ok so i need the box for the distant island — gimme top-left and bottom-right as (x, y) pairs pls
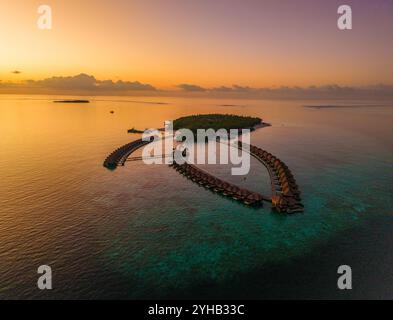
(128, 128), (145, 134)
(53, 100), (90, 103)
(304, 104), (388, 109)
(173, 114), (268, 134)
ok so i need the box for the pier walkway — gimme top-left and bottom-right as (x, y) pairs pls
(103, 137), (304, 213)
(239, 141), (304, 213)
(170, 161), (269, 206)
(103, 137), (154, 169)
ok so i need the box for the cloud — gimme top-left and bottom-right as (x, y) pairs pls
(12, 70), (21, 74)
(206, 84), (393, 99)
(178, 84), (207, 92)
(211, 86), (234, 92)
(254, 84), (393, 99)
(28, 73), (96, 90)
(97, 79), (156, 91)
(210, 85), (255, 93)
(232, 85), (253, 92)
(1, 74), (392, 99)
(178, 84), (255, 93)
(26, 73), (156, 92)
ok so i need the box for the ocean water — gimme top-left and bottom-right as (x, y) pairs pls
(0, 95), (392, 299)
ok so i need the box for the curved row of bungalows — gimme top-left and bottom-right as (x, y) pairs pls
(103, 137), (154, 169)
(239, 142), (304, 214)
(171, 162), (264, 206)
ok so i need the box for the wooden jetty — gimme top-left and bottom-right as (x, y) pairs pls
(103, 137), (304, 214)
(103, 137), (154, 169)
(239, 141), (304, 213)
(170, 161), (268, 206)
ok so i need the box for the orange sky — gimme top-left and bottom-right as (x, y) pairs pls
(1, 0), (392, 89)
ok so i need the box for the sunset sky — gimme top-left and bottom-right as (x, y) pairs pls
(0, 0), (392, 92)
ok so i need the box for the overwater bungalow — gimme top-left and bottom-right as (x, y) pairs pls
(215, 181), (225, 191)
(167, 141), (302, 213)
(235, 189), (244, 198)
(255, 151), (264, 158)
(282, 178), (299, 190)
(273, 159), (282, 168)
(278, 174), (295, 185)
(246, 193), (262, 204)
(201, 175), (209, 182)
(269, 156), (277, 164)
(228, 186), (237, 195)
(281, 188), (300, 200)
(221, 183), (231, 195)
(276, 167), (287, 176)
(281, 181), (297, 192)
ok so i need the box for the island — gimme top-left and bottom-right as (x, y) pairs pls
(127, 127), (145, 134)
(173, 114), (269, 134)
(104, 113), (303, 213)
(53, 100), (90, 103)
